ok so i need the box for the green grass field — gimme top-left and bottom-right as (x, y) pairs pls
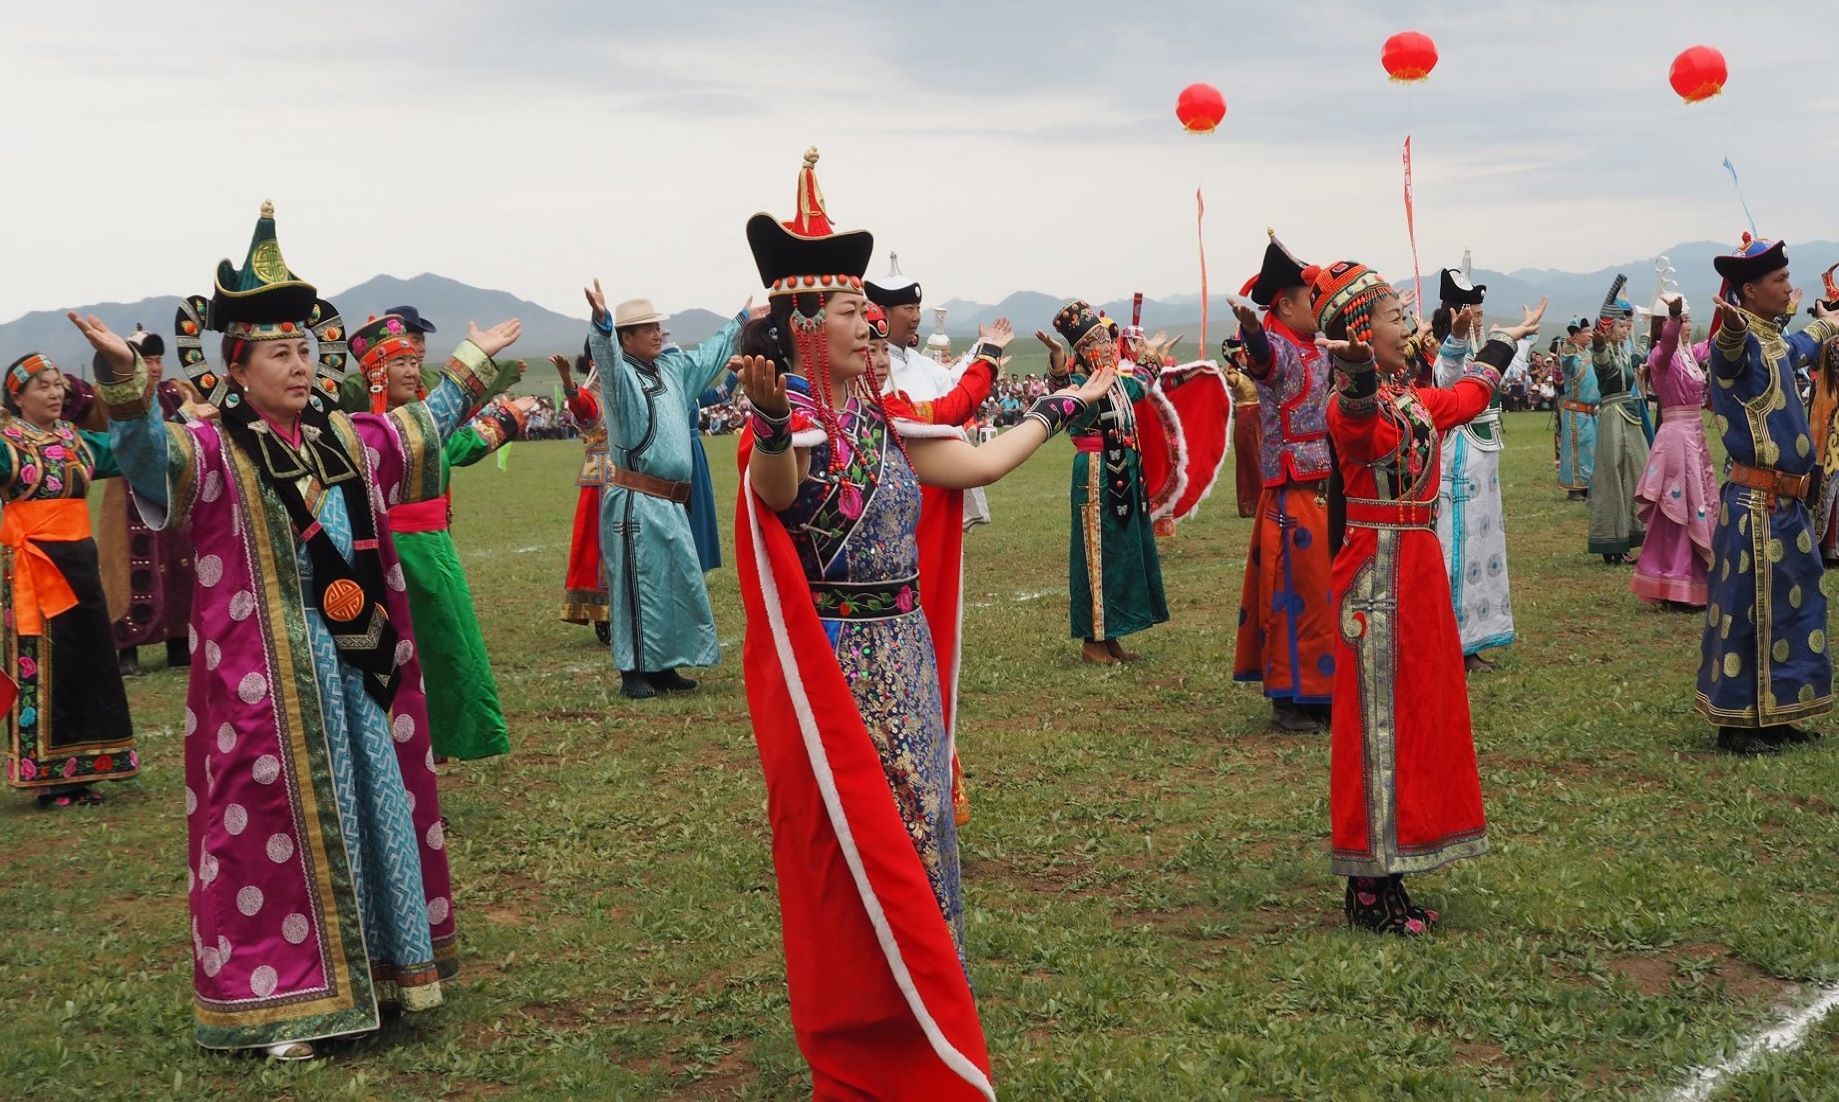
(6, 411), (1839, 1100)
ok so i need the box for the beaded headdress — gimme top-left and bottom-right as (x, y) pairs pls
(350, 314), (421, 413)
(1309, 260), (1393, 345)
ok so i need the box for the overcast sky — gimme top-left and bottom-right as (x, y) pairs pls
(4, 0), (1834, 321)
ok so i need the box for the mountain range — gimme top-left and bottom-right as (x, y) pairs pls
(12, 241), (1838, 375)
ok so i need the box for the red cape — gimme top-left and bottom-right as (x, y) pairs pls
(735, 419), (994, 1101)
(1134, 360), (1234, 524)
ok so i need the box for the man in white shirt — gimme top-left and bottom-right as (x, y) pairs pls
(866, 252), (992, 528)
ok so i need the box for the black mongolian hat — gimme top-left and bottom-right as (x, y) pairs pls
(746, 149), (874, 299)
(206, 201), (320, 339)
(1438, 268), (1486, 308)
(1712, 233), (1789, 287)
(865, 252), (921, 308)
(1052, 300), (1107, 351)
(1248, 230), (1314, 308)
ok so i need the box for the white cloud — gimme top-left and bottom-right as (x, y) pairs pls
(1, 0), (1833, 323)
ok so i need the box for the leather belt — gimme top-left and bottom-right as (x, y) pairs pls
(1344, 496), (1436, 531)
(1560, 399), (1599, 415)
(1729, 462), (1810, 506)
(608, 465), (691, 504)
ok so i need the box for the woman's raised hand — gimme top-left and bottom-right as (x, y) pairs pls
(978, 317), (1015, 350)
(1033, 329), (1068, 374)
(549, 353), (574, 381)
(1322, 336), (1373, 364)
(469, 319), (522, 358)
(66, 312), (134, 378)
(733, 354), (788, 417)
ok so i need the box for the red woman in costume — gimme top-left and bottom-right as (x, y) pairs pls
(554, 345), (612, 642)
(1300, 261), (1544, 935)
(731, 148), (1111, 1099)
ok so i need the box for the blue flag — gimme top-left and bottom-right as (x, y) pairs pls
(1722, 157), (1759, 240)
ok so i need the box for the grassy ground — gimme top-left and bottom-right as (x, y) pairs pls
(5, 410), (1839, 1100)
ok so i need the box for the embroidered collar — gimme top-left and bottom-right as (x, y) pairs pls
(230, 403), (358, 487)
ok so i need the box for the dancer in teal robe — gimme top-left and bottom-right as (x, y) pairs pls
(586, 287), (747, 699)
(1557, 319), (1600, 499)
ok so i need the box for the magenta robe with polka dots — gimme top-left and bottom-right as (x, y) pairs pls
(169, 405), (457, 1047)
(103, 352), (473, 1048)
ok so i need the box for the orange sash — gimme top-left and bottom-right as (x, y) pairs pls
(2, 498), (90, 635)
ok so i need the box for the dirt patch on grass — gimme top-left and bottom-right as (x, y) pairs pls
(1610, 956), (1678, 996)
(679, 1038), (756, 1097)
(1451, 1038), (1510, 1069)
(1611, 944), (1793, 1003)
(1671, 943), (1792, 1004)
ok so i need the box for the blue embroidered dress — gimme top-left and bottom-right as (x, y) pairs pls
(1697, 311), (1839, 727)
(773, 391), (964, 953)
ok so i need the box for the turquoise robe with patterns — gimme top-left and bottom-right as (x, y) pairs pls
(1696, 311), (1839, 728)
(589, 313), (745, 673)
(1558, 350), (1600, 491)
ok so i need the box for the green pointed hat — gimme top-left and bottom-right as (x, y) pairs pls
(207, 200), (320, 339)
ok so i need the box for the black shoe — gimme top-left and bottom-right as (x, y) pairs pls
(620, 671), (658, 700)
(594, 621), (612, 646)
(646, 668), (699, 693)
(166, 638), (191, 669)
(1717, 727), (1782, 756)
(1773, 724), (1821, 745)
(1271, 702), (1322, 734)
(118, 648), (141, 677)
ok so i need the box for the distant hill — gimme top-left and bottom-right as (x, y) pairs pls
(4, 272), (748, 381)
(16, 239), (1837, 378)
(4, 273), (596, 380)
(926, 240), (1839, 354)
(333, 274), (588, 362)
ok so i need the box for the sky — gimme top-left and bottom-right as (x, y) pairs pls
(4, 0), (1835, 322)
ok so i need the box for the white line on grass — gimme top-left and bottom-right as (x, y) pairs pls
(1666, 983), (1839, 1102)
(968, 588), (1060, 609)
(465, 543), (559, 561)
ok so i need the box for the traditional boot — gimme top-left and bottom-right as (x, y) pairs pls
(1344, 875), (1428, 936)
(646, 668), (700, 693)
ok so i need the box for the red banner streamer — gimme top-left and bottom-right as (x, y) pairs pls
(1403, 136), (1422, 312)
(1197, 186), (1210, 353)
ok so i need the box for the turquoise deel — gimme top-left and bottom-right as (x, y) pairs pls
(589, 313), (744, 673)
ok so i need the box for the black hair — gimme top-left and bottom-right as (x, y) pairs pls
(739, 292), (839, 373)
(221, 335), (253, 368)
(1430, 305), (1453, 343)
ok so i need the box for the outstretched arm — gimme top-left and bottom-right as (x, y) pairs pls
(903, 369), (1114, 489)
(67, 313), (179, 514)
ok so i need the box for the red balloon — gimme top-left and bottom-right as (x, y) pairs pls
(1381, 30), (1439, 82)
(1175, 83), (1227, 134)
(1669, 45), (1728, 104)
